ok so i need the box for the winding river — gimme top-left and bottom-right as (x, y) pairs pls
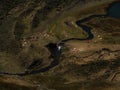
(0, 1), (120, 76)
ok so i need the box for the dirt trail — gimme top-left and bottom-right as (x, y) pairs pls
(66, 41), (120, 52)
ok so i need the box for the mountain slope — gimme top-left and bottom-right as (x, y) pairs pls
(0, 0), (120, 90)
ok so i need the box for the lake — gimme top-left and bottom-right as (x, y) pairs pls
(108, 1), (120, 18)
